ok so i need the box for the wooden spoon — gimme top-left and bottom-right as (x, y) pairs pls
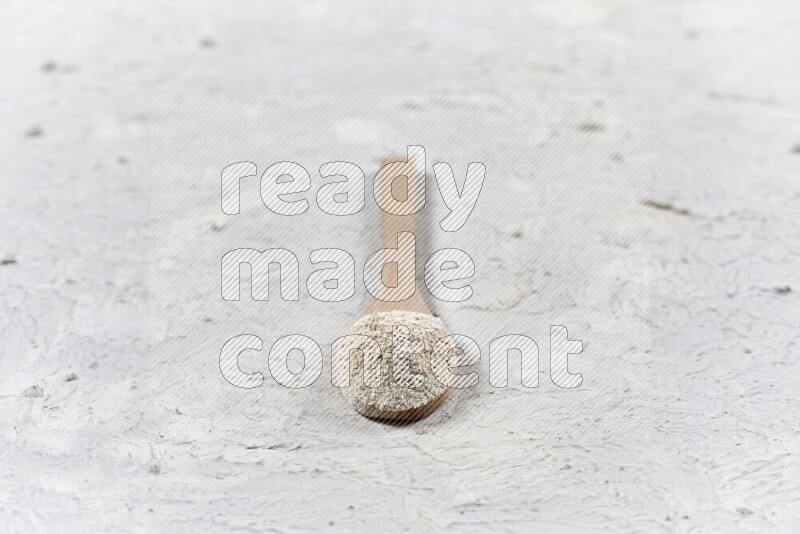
(339, 155), (453, 421)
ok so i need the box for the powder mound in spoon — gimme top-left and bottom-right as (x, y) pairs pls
(335, 310), (455, 419)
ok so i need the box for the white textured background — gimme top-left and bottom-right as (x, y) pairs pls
(1, 1), (799, 532)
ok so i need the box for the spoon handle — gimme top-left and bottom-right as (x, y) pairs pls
(376, 156), (420, 290)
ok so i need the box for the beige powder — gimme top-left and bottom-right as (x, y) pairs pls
(335, 311), (455, 420)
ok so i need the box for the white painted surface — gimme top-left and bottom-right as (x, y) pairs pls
(1, 1), (799, 532)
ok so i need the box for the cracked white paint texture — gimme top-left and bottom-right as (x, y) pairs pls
(1, 1), (799, 533)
